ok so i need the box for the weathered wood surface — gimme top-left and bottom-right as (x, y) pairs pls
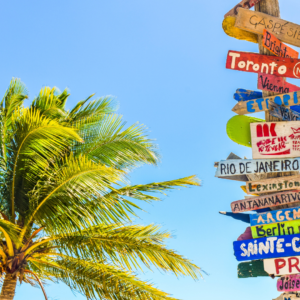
(277, 274), (300, 292)
(250, 121), (300, 159)
(238, 226), (253, 241)
(225, 0), (262, 17)
(216, 158), (300, 178)
(226, 50), (300, 79)
(231, 190), (300, 213)
(251, 219), (300, 238)
(219, 211), (250, 223)
(234, 233), (300, 261)
(265, 256), (300, 276)
(223, 16), (258, 44)
(262, 29), (299, 59)
(232, 91), (300, 115)
(246, 175), (300, 194)
(273, 293), (299, 300)
(234, 89), (263, 101)
(235, 8), (300, 48)
(258, 73), (300, 94)
(238, 260), (269, 278)
(251, 206), (300, 226)
(269, 102), (300, 121)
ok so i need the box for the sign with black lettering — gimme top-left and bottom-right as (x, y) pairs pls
(277, 274), (300, 292)
(269, 102), (300, 121)
(235, 8), (300, 48)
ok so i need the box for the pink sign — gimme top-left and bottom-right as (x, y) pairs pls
(277, 274), (300, 292)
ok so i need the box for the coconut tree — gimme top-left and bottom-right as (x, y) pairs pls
(0, 79), (201, 300)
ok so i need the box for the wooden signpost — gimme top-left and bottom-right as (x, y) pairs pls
(262, 29), (299, 59)
(238, 260), (269, 278)
(277, 274), (300, 292)
(269, 102), (300, 122)
(273, 294), (299, 300)
(233, 233), (300, 261)
(226, 50), (300, 79)
(251, 207), (300, 226)
(264, 256), (300, 276)
(258, 74), (300, 94)
(246, 175), (300, 194)
(251, 219), (300, 238)
(250, 121), (300, 159)
(231, 190), (300, 213)
(234, 89), (262, 101)
(216, 158), (300, 178)
(232, 91), (300, 115)
(235, 8), (300, 48)
(225, 0), (262, 18)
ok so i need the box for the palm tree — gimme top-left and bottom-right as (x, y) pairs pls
(0, 78), (201, 300)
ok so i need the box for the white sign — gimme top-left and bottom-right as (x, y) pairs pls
(264, 256), (300, 276)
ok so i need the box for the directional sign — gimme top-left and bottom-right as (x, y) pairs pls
(250, 121), (300, 159)
(273, 293), (298, 300)
(235, 8), (300, 48)
(234, 89), (262, 101)
(223, 16), (258, 44)
(262, 29), (299, 59)
(238, 260), (269, 278)
(277, 274), (300, 292)
(269, 102), (300, 122)
(258, 73), (300, 94)
(251, 207), (300, 226)
(231, 190), (300, 213)
(264, 256), (300, 276)
(224, 0), (262, 18)
(226, 50), (300, 79)
(238, 227), (253, 241)
(251, 219), (300, 239)
(246, 175), (300, 195)
(233, 233), (300, 261)
(232, 91), (300, 115)
(216, 158), (300, 178)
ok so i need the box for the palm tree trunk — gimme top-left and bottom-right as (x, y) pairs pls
(0, 274), (17, 300)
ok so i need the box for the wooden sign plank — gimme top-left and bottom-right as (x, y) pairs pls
(273, 294), (298, 300)
(226, 50), (300, 79)
(223, 16), (258, 44)
(238, 227), (253, 241)
(277, 274), (300, 292)
(231, 190), (300, 213)
(219, 211), (250, 223)
(234, 233), (300, 261)
(238, 260), (269, 278)
(262, 29), (299, 59)
(251, 207), (300, 226)
(234, 89), (262, 101)
(246, 175), (300, 195)
(258, 74), (300, 94)
(225, 0), (262, 18)
(250, 121), (300, 159)
(269, 102), (300, 121)
(232, 91), (300, 115)
(251, 219), (300, 239)
(264, 256), (300, 276)
(216, 158), (300, 178)
(235, 8), (300, 48)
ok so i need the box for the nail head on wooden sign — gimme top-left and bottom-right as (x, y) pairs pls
(264, 256), (300, 276)
(224, 0), (262, 18)
(250, 206), (300, 226)
(277, 274), (300, 292)
(250, 121), (300, 159)
(226, 50), (300, 79)
(246, 175), (300, 194)
(222, 16), (258, 44)
(234, 233), (300, 261)
(262, 29), (299, 59)
(232, 91), (300, 115)
(235, 8), (300, 48)
(231, 190), (300, 213)
(269, 102), (300, 121)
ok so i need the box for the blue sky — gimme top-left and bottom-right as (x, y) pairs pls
(1, 0), (300, 299)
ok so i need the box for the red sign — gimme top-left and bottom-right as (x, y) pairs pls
(263, 29), (299, 59)
(250, 121), (300, 159)
(226, 50), (300, 79)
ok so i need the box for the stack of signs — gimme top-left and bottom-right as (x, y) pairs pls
(218, 1), (300, 297)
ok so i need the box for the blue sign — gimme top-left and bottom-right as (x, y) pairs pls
(234, 234), (300, 261)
